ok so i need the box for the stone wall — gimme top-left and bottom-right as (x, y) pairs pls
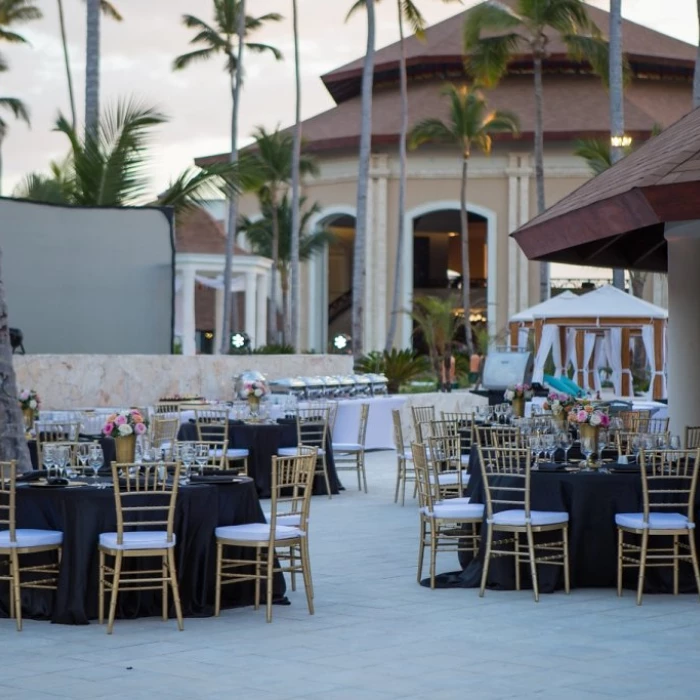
(13, 354), (354, 409)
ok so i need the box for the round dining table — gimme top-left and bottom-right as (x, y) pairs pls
(431, 447), (700, 595)
(0, 477), (286, 625)
(177, 419), (342, 498)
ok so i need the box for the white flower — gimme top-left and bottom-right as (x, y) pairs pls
(254, 388), (263, 398)
(29, 399), (37, 409)
(118, 424), (133, 436)
(589, 413), (602, 427)
(504, 389), (515, 402)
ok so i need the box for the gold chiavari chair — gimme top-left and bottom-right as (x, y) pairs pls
(441, 411), (475, 447)
(619, 410), (652, 431)
(36, 421), (82, 468)
(150, 416), (179, 452)
(685, 426), (700, 449)
(412, 443), (484, 589)
(154, 402), (182, 416)
(616, 448), (700, 605)
(411, 405), (435, 443)
(478, 445), (570, 602)
(616, 430), (671, 459)
(392, 409), (415, 506)
(333, 403), (370, 493)
(278, 406), (331, 498)
(427, 434), (469, 500)
(429, 419), (459, 438)
(195, 408), (249, 473)
(0, 461), (63, 631)
(636, 417), (670, 435)
(475, 424), (521, 448)
(98, 462), (183, 634)
(215, 449), (317, 622)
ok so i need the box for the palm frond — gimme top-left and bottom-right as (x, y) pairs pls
(573, 138), (612, 175)
(0, 28), (28, 43)
(401, 1), (427, 38)
(463, 2), (523, 48)
(345, 0), (368, 23)
(409, 117), (456, 149)
(484, 109), (520, 134)
(13, 172), (71, 204)
(157, 162), (242, 214)
(245, 12), (283, 29)
(464, 33), (523, 87)
(563, 34), (616, 86)
(521, 0), (592, 35)
(244, 41), (283, 60)
(0, 96), (29, 125)
(173, 48), (218, 71)
(99, 0), (122, 21)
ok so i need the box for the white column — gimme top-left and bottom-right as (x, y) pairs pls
(256, 272), (267, 350)
(244, 271), (257, 347)
(181, 265), (196, 356)
(372, 154), (389, 351)
(665, 221), (700, 436)
(506, 154), (519, 320)
(518, 155), (530, 311)
(362, 163), (375, 353)
(213, 288), (224, 355)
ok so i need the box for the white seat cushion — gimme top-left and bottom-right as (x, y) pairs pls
(401, 451), (415, 461)
(226, 448), (249, 459)
(0, 529), (63, 549)
(333, 442), (363, 452)
(99, 531), (176, 550)
(429, 470), (470, 486)
(490, 509), (569, 527)
(436, 497), (471, 506)
(421, 503), (484, 519)
(263, 512), (303, 527)
(460, 455), (471, 466)
(277, 447), (324, 457)
(615, 512), (695, 530)
(215, 523), (304, 541)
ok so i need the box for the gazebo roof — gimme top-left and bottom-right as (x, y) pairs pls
(175, 207), (248, 256)
(532, 285), (667, 322)
(510, 290), (578, 323)
(513, 108), (700, 272)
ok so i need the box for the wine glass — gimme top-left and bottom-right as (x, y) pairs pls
(597, 430), (610, 473)
(88, 444), (104, 483)
(529, 435), (542, 470)
(541, 434), (556, 464)
(581, 436), (595, 471)
(558, 432), (573, 465)
(180, 443), (195, 483)
(42, 444), (56, 479)
(194, 443), (209, 476)
(54, 445), (69, 478)
(77, 443), (90, 474)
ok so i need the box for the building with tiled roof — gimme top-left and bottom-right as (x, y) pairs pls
(199, 2), (691, 352)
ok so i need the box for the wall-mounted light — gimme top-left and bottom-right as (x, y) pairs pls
(332, 333), (351, 353)
(230, 332), (250, 351)
(610, 135), (632, 148)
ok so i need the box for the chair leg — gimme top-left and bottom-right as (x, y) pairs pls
(167, 549), (184, 631)
(106, 551), (123, 635)
(10, 550), (21, 632)
(265, 546), (274, 624)
(563, 525), (570, 594)
(360, 452), (368, 493)
(673, 535), (679, 596)
(215, 542), (223, 616)
(394, 458), (402, 504)
(98, 550), (105, 624)
(636, 531), (649, 606)
(617, 528), (623, 597)
(321, 456), (332, 499)
(302, 538), (314, 600)
(300, 541), (315, 615)
(289, 544), (297, 592)
(254, 548), (261, 610)
(162, 556), (169, 621)
(526, 526), (539, 603)
(480, 526), (493, 598)
(514, 533), (521, 591)
(688, 532), (700, 603)
(429, 527), (437, 590)
(356, 454), (362, 491)
(417, 520), (426, 583)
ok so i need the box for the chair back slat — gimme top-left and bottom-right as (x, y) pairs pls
(392, 409), (405, 452)
(477, 445), (531, 520)
(428, 434), (463, 496)
(619, 410), (652, 431)
(356, 403), (370, 445)
(151, 416), (179, 448)
(429, 419), (459, 439)
(195, 409), (230, 443)
(411, 443), (439, 511)
(411, 405), (435, 442)
(441, 412), (474, 449)
(639, 449), (700, 520)
(269, 447), (317, 532)
(0, 461), (17, 542)
(110, 462), (181, 546)
(476, 425), (521, 448)
(295, 406), (329, 450)
(685, 426), (700, 449)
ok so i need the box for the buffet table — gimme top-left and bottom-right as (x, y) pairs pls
(331, 396), (406, 450)
(0, 478), (285, 625)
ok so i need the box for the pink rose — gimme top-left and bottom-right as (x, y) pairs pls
(599, 413), (610, 428)
(103, 422), (114, 435)
(134, 422), (147, 435)
(577, 410), (588, 423)
(115, 415), (127, 426)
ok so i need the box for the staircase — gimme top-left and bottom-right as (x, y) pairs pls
(329, 290), (352, 324)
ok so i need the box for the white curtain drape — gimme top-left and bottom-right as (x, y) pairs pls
(195, 275), (245, 292)
(642, 324), (667, 399)
(551, 329), (563, 378)
(566, 329), (579, 382)
(517, 327), (529, 350)
(583, 332), (596, 390)
(605, 328), (623, 396)
(592, 336), (608, 392)
(533, 324), (558, 384)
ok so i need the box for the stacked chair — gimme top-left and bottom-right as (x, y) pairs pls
(333, 403), (370, 493)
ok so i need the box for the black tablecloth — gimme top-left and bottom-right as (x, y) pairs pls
(0, 478), (285, 625)
(28, 435), (116, 473)
(432, 447), (700, 594)
(177, 420), (342, 498)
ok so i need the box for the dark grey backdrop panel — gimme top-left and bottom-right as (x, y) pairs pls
(0, 199), (174, 353)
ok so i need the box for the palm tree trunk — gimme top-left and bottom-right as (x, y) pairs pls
(533, 52), (549, 302)
(289, 0), (302, 352)
(268, 188), (280, 345)
(220, 3), (246, 355)
(352, 0), (376, 358)
(460, 155), (473, 356)
(85, 0), (100, 139)
(609, 0), (625, 291)
(58, 0), (77, 130)
(385, 3), (407, 352)
(0, 245), (32, 472)
(281, 266), (290, 342)
(0, 126), (4, 197)
(695, 0), (700, 108)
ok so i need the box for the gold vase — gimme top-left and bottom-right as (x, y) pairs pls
(22, 408), (35, 431)
(114, 434), (136, 464)
(248, 395), (261, 419)
(511, 397), (525, 418)
(579, 423), (600, 442)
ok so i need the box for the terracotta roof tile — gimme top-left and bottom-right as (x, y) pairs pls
(175, 207), (248, 256)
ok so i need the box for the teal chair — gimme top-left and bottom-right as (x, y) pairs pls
(543, 374), (572, 396)
(558, 376), (587, 398)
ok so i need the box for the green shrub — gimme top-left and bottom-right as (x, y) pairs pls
(355, 349), (430, 393)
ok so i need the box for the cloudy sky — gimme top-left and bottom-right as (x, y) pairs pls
(2, 0), (698, 197)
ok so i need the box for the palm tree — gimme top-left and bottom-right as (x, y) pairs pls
(240, 196), (335, 333)
(348, 0), (461, 353)
(0, 0), (41, 45)
(174, 0), (282, 354)
(15, 99), (247, 213)
(409, 83), (519, 355)
(248, 126), (318, 345)
(84, 0), (123, 139)
(290, 0), (302, 352)
(350, 0), (376, 358)
(0, 96), (29, 194)
(464, 0), (609, 302)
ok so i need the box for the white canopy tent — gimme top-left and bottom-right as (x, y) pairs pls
(529, 285), (668, 400)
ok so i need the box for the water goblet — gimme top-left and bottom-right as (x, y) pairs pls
(78, 443), (90, 474)
(180, 444), (195, 483)
(558, 431), (573, 465)
(42, 444), (56, 479)
(194, 443), (209, 476)
(89, 444), (104, 483)
(581, 436), (595, 471)
(541, 434), (556, 464)
(529, 435), (542, 470)
(597, 430), (610, 473)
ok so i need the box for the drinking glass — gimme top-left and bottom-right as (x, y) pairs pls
(558, 432), (573, 465)
(541, 434), (556, 463)
(180, 444), (195, 483)
(194, 443), (209, 476)
(42, 444), (56, 478)
(597, 430), (610, 473)
(529, 436), (542, 469)
(88, 445), (104, 483)
(78, 443), (90, 473)
(630, 434), (643, 462)
(581, 436), (595, 471)
(53, 445), (69, 478)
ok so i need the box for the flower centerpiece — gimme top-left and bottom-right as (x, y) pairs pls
(103, 409), (149, 463)
(240, 379), (270, 418)
(567, 405), (610, 440)
(18, 389), (40, 430)
(543, 392), (576, 428)
(504, 384), (533, 417)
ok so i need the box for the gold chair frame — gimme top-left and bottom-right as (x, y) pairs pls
(392, 409), (415, 506)
(35, 421), (82, 468)
(98, 462), (184, 634)
(333, 403), (370, 493)
(294, 406), (331, 498)
(617, 448), (700, 605)
(685, 426), (700, 450)
(427, 434), (465, 500)
(411, 405), (436, 443)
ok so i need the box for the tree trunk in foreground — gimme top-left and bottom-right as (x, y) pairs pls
(58, 0), (77, 129)
(533, 53), (549, 302)
(290, 0), (302, 351)
(460, 156), (473, 356)
(84, 0), (100, 139)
